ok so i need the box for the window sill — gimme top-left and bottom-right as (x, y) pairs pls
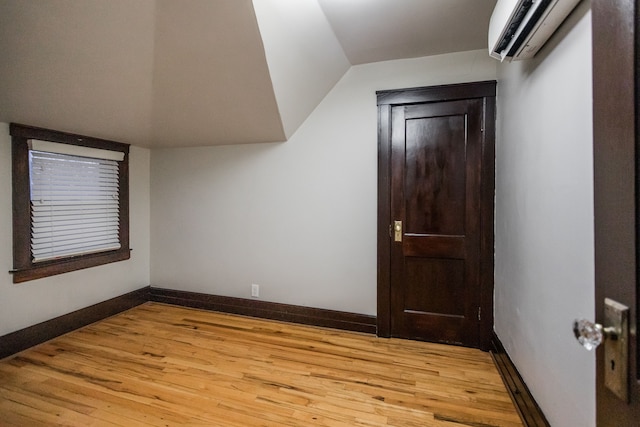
(11, 249), (131, 284)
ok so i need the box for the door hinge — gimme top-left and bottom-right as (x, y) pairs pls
(478, 307), (481, 321)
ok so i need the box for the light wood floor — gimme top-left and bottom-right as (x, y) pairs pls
(0, 303), (522, 426)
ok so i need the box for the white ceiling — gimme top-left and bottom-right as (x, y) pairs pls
(318, 0), (497, 65)
(0, 0), (497, 148)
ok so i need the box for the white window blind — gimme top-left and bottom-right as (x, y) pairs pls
(29, 146), (122, 262)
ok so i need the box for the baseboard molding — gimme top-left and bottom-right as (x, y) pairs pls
(0, 286), (149, 360)
(490, 332), (550, 427)
(149, 287), (377, 335)
(0, 286), (376, 360)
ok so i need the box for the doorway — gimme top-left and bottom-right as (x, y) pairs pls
(377, 82), (496, 350)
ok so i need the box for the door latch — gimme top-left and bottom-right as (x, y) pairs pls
(604, 298), (629, 402)
(393, 221), (402, 242)
(573, 298), (629, 402)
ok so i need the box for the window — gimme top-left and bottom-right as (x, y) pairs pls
(10, 123), (130, 283)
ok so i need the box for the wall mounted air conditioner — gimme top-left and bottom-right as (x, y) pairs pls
(488, 0), (581, 61)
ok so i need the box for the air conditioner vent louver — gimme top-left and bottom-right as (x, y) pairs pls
(495, 0), (534, 54)
(488, 0), (580, 62)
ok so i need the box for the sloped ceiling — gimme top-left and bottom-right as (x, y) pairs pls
(0, 0), (496, 148)
(151, 0), (285, 146)
(318, 0), (497, 65)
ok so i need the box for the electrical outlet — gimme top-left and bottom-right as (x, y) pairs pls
(251, 284), (259, 298)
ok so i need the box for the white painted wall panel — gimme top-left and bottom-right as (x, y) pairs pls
(494, 3), (595, 426)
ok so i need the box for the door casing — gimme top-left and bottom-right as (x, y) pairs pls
(376, 81), (496, 350)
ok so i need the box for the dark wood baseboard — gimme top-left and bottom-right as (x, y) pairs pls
(0, 286), (376, 360)
(0, 286), (149, 360)
(149, 287), (377, 335)
(490, 332), (550, 427)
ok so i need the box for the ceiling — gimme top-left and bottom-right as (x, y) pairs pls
(318, 0), (497, 65)
(0, 0), (497, 148)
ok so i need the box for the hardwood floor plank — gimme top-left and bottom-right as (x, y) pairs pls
(0, 303), (522, 426)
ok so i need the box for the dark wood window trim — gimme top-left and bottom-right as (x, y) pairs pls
(9, 123), (130, 283)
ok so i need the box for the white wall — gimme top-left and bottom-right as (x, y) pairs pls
(0, 123), (151, 336)
(151, 50), (496, 316)
(494, 3), (595, 426)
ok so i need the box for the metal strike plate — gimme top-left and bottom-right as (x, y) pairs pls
(604, 298), (629, 402)
(394, 221), (402, 242)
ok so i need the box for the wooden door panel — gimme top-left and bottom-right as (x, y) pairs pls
(404, 115), (467, 235)
(401, 305), (465, 344)
(404, 257), (466, 316)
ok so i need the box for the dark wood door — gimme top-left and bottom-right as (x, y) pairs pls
(593, 0), (640, 423)
(377, 82), (495, 350)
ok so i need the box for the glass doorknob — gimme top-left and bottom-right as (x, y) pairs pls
(573, 318), (618, 351)
(574, 300), (629, 402)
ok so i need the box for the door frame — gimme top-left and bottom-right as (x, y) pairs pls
(593, 0), (639, 421)
(376, 81), (496, 350)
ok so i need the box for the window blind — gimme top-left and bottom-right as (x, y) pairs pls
(29, 149), (121, 262)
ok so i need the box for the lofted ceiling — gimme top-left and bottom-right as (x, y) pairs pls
(0, 0), (496, 148)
